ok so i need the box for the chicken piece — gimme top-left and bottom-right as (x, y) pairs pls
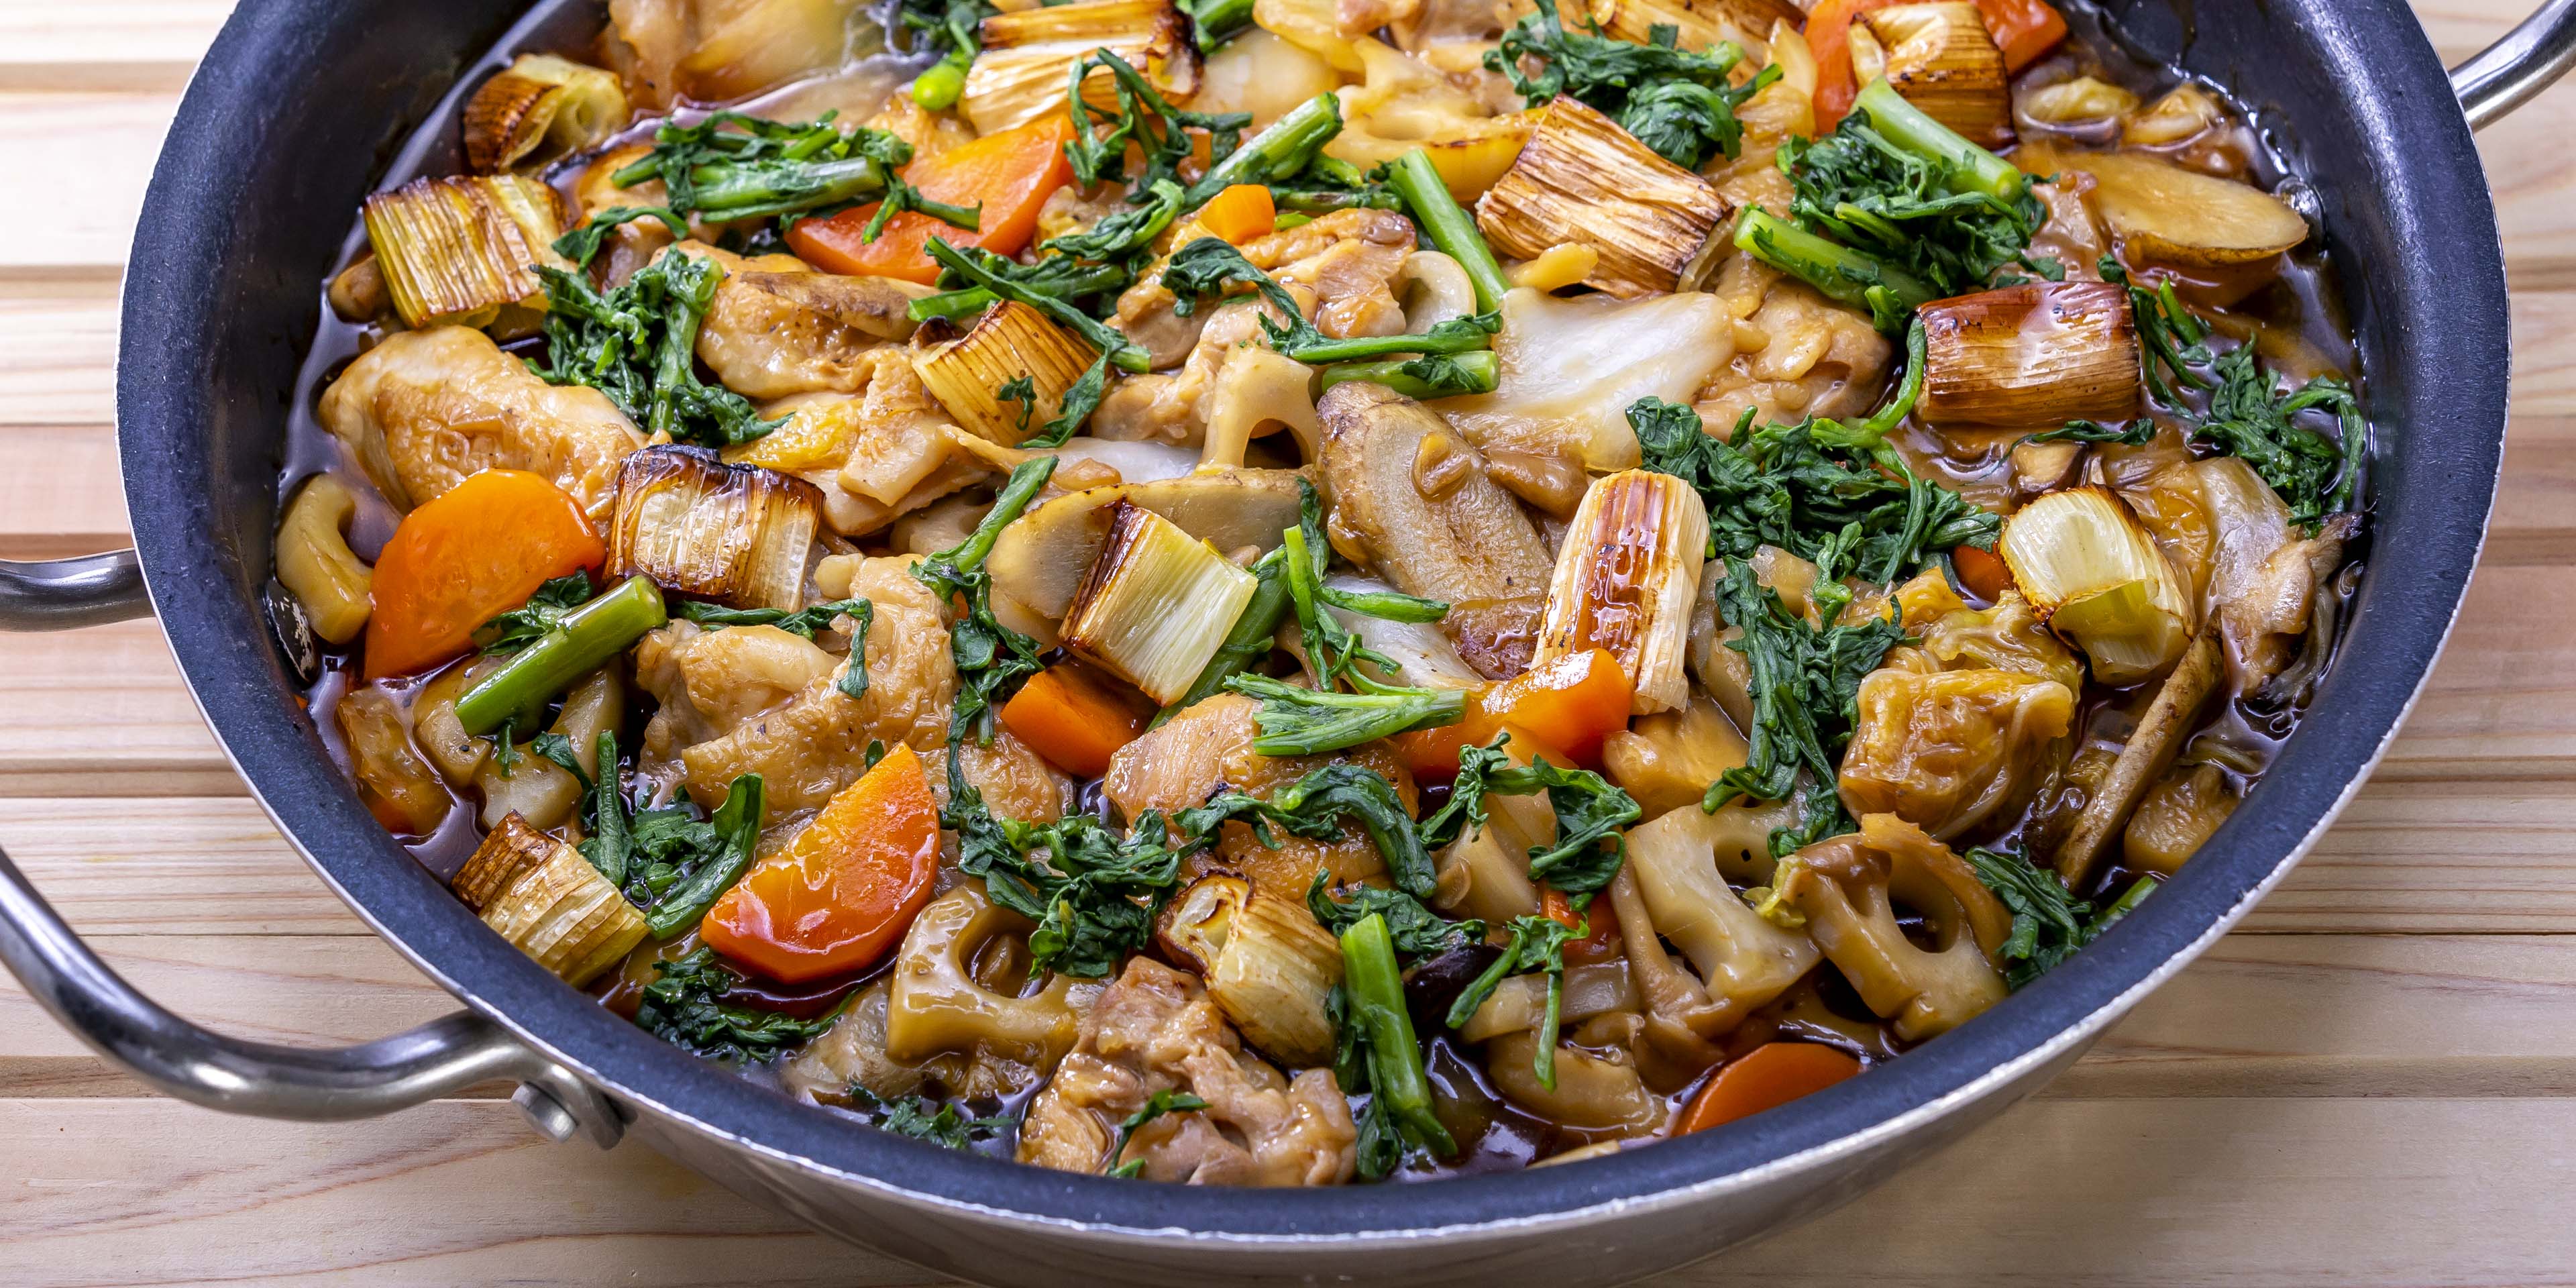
(672, 241), (929, 400)
(1018, 957), (1356, 1185)
(1109, 207), (1417, 372)
(1105, 694), (1417, 893)
(573, 143), (674, 286)
(318, 325), (643, 519)
(733, 364), (984, 538)
(1693, 255), (1894, 427)
(636, 556), (957, 812)
(1092, 300), (1283, 447)
(934, 729), (1077, 825)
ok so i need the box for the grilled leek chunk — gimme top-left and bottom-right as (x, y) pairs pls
(1475, 96), (1735, 299)
(1864, 3), (2012, 147)
(1532, 470), (1711, 714)
(961, 0), (1200, 136)
(912, 301), (1099, 445)
(1059, 500), (1260, 704)
(360, 174), (572, 331)
(453, 812), (649, 987)
(1998, 486), (2194, 684)
(608, 447), (823, 612)
(1156, 874), (1344, 1067)
(1917, 282), (2141, 427)
(462, 54), (631, 173)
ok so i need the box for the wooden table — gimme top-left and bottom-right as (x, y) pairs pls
(5, 4), (2575, 1283)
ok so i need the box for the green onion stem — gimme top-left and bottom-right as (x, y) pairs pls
(1181, 93), (1344, 209)
(1387, 150), (1511, 313)
(1852, 78), (2025, 201)
(1340, 914), (1456, 1157)
(1316, 350), (1499, 399)
(456, 577), (668, 736)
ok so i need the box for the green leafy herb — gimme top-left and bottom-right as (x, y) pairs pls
(610, 111), (906, 224)
(1316, 350), (1501, 399)
(1042, 178), (1187, 262)
(1445, 913), (1584, 1088)
(578, 731), (631, 885)
(1966, 847), (2160, 989)
(996, 375), (1038, 437)
(531, 250), (783, 447)
(1106, 1090), (1211, 1176)
(1222, 483), (1461, 754)
(553, 205), (687, 268)
(1487, 0), (1767, 169)
(908, 252), (1136, 326)
(2193, 347), (2363, 529)
(913, 456), (1057, 741)
(1179, 92), (1344, 208)
(924, 237), (1152, 372)
(488, 719), (521, 779)
(1026, 352), (1111, 447)
(1700, 561), (1909, 853)
(858, 176), (983, 245)
(853, 1087), (1017, 1148)
(675, 596), (873, 641)
(1776, 117), (2041, 308)
(1307, 873), (1485, 957)
(1629, 358), (1996, 587)
(634, 946), (837, 1063)
(1065, 50), (1251, 200)
(474, 574), (596, 655)
(2023, 419), (2156, 446)
(641, 774), (765, 938)
(1421, 735), (1639, 898)
(1333, 915), (1456, 1177)
(2102, 256), (2214, 406)
(529, 732), (592, 789)
(1161, 236), (1500, 364)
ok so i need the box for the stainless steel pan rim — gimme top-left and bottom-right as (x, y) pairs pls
(0, 0), (2565, 1277)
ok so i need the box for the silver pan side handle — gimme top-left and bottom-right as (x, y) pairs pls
(0, 840), (625, 1146)
(0, 551), (149, 629)
(2454, 0), (2576, 129)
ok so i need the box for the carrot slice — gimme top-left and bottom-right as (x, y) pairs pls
(362, 470), (605, 680)
(1952, 543), (2013, 602)
(1676, 1042), (1864, 1135)
(786, 115), (1077, 285)
(1488, 649), (1633, 769)
(1196, 183), (1277, 244)
(1000, 661), (1149, 778)
(701, 743), (942, 983)
(1806, 0), (1904, 128)
(1542, 884), (1624, 965)
(1972, 0), (2068, 73)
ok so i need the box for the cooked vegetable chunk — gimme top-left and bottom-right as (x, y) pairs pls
(452, 812), (649, 986)
(608, 447), (822, 612)
(319, 327), (644, 519)
(1476, 96), (1734, 299)
(1917, 282), (2141, 427)
(1775, 814), (2012, 1040)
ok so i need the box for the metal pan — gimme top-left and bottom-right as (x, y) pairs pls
(3, 1), (2569, 1283)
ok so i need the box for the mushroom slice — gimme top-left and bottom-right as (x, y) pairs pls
(1774, 814), (2012, 1041)
(984, 468), (1307, 647)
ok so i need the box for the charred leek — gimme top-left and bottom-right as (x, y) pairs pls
(362, 174), (571, 331)
(1060, 501), (1261, 704)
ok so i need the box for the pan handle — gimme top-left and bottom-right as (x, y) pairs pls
(0, 840), (625, 1147)
(2453, 0), (2576, 129)
(0, 551), (150, 630)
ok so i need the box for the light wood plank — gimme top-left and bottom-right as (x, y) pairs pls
(0, 798), (341, 935)
(0, 275), (120, 426)
(2, 1096), (2571, 1287)
(0, 621), (228, 792)
(0, 92), (174, 270)
(0, 5), (231, 91)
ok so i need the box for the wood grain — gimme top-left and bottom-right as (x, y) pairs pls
(5, 1096), (2573, 1287)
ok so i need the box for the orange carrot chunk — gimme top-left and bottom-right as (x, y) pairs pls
(1000, 662), (1150, 779)
(786, 115), (1077, 285)
(1676, 1042), (1864, 1135)
(701, 743), (942, 983)
(363, 470), (606, 680)
(1196, 183), (1277, 244)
